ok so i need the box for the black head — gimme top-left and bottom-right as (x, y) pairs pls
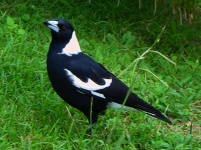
(43, 18), (74, 42)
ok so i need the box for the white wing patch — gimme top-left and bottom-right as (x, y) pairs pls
(107, 102), (135, 110)
(141, 110), (156, 116)
(64, 69), (112, 98)
(58, 32), (81, 56)
(91, 91), (105, 99)
(107, 102), (156, 116)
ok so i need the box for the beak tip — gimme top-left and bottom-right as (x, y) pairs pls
(43, 21), (48, 25)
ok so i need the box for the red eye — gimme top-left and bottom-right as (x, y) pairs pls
(58, 25), (67, 31)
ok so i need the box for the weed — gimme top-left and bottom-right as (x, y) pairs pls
(0, 0), (200, 149)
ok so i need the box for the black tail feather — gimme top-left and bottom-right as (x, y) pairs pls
(128, 94), (172, 124)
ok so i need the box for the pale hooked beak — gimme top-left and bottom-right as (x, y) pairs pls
(43, 20), (59, 32)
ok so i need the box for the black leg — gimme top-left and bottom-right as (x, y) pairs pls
(85, 123), (94, 137)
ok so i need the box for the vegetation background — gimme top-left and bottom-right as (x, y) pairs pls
(0, 0), (200, 149)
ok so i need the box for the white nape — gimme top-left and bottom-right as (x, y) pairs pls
(47, 21), (59, 33)
(61, 31), (81, 56)
(107, 102), (135, 110)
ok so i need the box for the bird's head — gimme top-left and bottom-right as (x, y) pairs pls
(43, 18), (74, 42)
(44, 18), (81, 55)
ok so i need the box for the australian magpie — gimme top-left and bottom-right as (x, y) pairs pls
(43, 18), (171, 132)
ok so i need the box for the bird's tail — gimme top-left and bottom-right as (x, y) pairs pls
(127, 94), (172, 124)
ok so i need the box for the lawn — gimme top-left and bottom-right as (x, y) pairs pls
(0, 0), (201, 149)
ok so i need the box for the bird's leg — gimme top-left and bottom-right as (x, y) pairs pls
(85, 97), (94, 136)
(85, 123), (94, 136)
(89, 97), (94, 125)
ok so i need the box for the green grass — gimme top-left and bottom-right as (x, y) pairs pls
(0, 0), (201, 149)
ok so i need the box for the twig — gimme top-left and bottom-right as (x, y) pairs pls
(150, 50), (176, 65)
(140, 68), (169, 87)
(154, 0), (157, 14)
(118, 26), (167, 78)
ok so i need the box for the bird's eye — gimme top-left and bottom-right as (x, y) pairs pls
(58, 25), (67, 31)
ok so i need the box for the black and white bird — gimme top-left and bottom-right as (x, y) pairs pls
(43, 19), (171, 132)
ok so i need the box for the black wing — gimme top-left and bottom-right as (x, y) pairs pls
(65, 53), (111, 85)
